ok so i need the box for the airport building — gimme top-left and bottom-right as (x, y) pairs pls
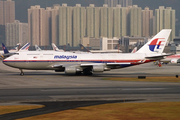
(0, 0), (15, 25)
(100, 37), (120, 50)
(155, 6), (175, 41)
(81, 37), (101, 50)
(5, 20), (28, 46)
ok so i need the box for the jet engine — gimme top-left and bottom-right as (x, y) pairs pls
(65, 67), (77, 74)
(93, 65), (104, 72)
(171, 59), (180, 64)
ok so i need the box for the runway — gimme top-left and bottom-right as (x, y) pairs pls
(0, 61), (180, 119)
(0, 61), (180, 102)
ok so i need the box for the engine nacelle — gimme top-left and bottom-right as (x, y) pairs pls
(171, 59), (180, 64)
(65, 67), (76, 74)
(93, 65), (104, 72)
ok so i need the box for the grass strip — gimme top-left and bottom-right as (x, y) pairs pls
(0, 105), (44, 115)
(17, 102), (180, 120)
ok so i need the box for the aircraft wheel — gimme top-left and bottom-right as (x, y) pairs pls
(20, 72), (24, 76)
(76, 72), (82, 76)
(83, 70), (93, 76)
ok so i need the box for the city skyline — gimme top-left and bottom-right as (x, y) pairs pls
(0, 0), (178, 47)
(11, 0), (180, 36)
(27, 4), (175, 47)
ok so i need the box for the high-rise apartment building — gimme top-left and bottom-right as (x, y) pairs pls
(0, 0), (15, 25)
(100, 4), (113, 38)
(45, 7), (52, 45)
(113, 5), (127, 38)
(130, 5), (142, 37)
(6, 20), (28, 46)
(72, 4), (86, 47)
(28, 5), (47, 46)
(104, 0), (133, 7)
(104, 0), (118, 7)
(51, 4), (60, 45)
(142, 7), (153, 37)
(86, 4), (100, 38)
(0, 0), (4, 25)
(119, 0), (133, 7)
(155, 6), (175, 41)
(59, 4), (73, 46)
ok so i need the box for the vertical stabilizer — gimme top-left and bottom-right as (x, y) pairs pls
(35, 45), (42, 51)
(136, 29), (171, 54)
(2, 43), (9, 54)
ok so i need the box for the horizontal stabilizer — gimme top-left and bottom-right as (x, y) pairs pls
(145, 53), (174, 60)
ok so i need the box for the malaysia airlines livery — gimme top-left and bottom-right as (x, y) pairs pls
(3, 29), (171, 76)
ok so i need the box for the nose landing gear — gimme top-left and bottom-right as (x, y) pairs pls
(20, 69), (24, 76)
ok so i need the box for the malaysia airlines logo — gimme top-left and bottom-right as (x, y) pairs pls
(149, 38), (165, 52)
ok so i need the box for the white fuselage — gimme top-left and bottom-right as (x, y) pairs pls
(3, 51), (156, 70)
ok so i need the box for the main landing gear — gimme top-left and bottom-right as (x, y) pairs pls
(19, 69), (24, 76)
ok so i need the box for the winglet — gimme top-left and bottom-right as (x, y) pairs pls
(2, 43), (9, 54)
(136, 29), (171, 54)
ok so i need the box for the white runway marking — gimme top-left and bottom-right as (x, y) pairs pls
(122, 88), (166, 91)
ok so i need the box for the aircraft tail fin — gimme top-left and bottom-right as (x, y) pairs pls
(52, 43), (62, 51)
(19, 43), (30, 51)
(10, 43), (21, 51)
(136, 29), (171, 54)
(2, 43), (9, 54)
(79, 44), (90, 52)
(35, 45), (42, 51)
(131, 47), (137, 53)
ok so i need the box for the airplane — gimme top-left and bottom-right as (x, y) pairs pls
(0, 43), (30, 59)
(131, 47), (137, 53)
(156, 54), (180, 64)
(2, 29), (171, 76)
(0, 43), (20, 54)
(34, 43), (64, 52)
(52, 43), (64, 52)
(35, 44), (42, 51)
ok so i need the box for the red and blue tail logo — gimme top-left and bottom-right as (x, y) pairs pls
(149, 38), (165, 52)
